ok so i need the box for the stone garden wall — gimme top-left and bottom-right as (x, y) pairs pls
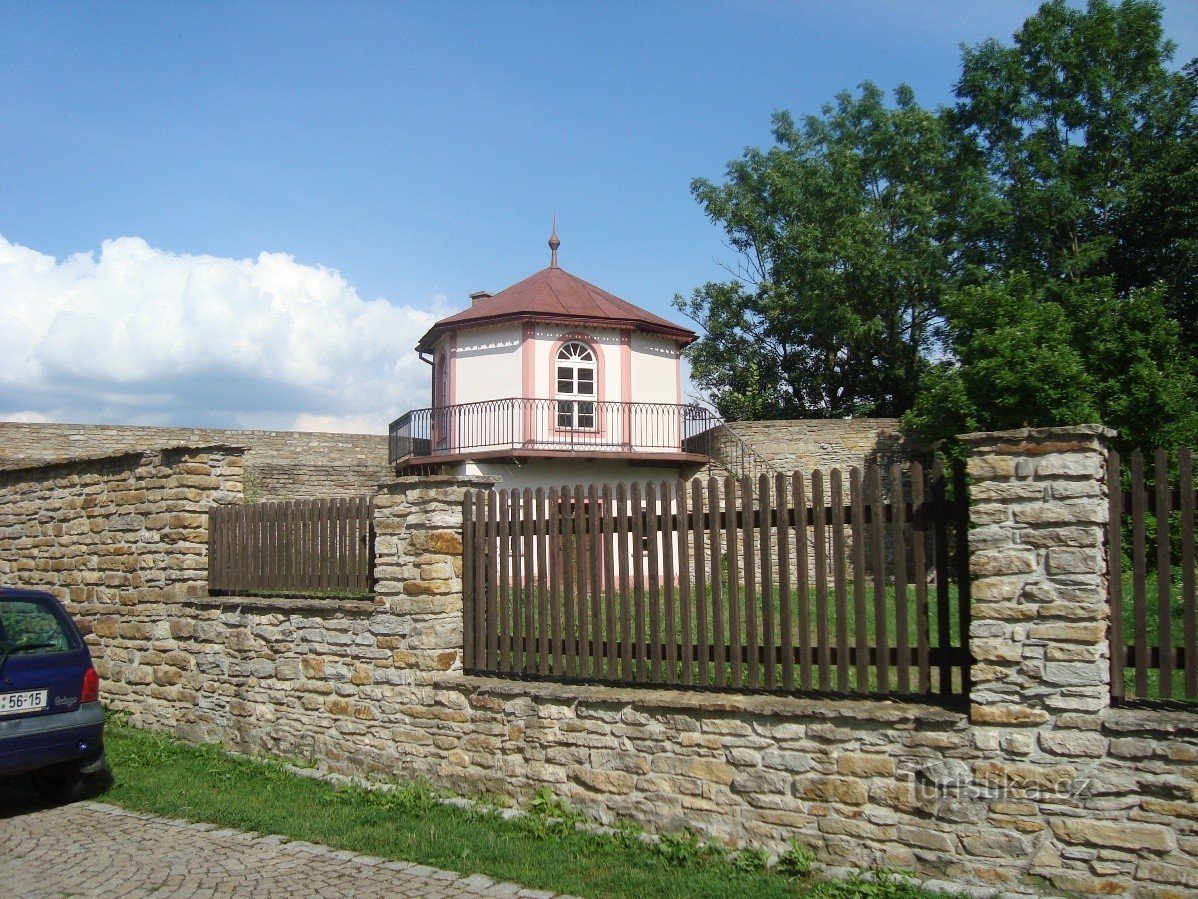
(0, 422), (390, 501)
(1, 426), (1196, 896)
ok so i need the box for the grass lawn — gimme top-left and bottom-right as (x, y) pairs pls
(499, 581), (965, 698)
(100, 724), (958, 899)
(1116, 566), (1197, 701)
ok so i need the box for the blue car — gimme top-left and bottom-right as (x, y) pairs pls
(0, 587), (107, 801)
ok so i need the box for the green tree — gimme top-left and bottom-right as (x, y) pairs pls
(905, 274), (1198, 449)
(906, 0), (1198, 448)
(676, 83), (989, 421)
(953, 0), (1197, 341)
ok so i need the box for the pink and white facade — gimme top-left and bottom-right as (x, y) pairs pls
(388, 232), (718, 492)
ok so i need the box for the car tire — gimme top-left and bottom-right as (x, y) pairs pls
(31, 756), (110, 804)
(30, 765), (86, 803)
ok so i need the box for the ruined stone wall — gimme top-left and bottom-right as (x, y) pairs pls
(3, 429), (1198, 895)
(0, 422), (390, 501)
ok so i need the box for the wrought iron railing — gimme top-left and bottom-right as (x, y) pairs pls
(708, 424), (775, 484)
(388, 398), (722, 464)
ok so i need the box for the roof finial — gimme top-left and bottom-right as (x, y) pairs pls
(548, 214), (560, 268)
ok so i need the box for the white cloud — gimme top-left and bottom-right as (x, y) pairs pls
(1, 410), (49, 423)
(0, 236), (451, 433)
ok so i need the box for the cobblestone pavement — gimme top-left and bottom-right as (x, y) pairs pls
(0, 799), (574, 899)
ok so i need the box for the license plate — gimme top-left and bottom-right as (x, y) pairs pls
(0, 690), (48, 716)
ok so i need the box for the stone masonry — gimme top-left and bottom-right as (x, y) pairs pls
(0, 422), (390, 501)
(1, 426), (1196, 896)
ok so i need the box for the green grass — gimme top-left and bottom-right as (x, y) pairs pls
(1116, 566), (1197, 701)
(99, 724), (958, 899)
(496, 580), (965, 698)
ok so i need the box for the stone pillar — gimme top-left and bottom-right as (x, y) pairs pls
(372, 475), (498, 680)
(960, 425), (1114, 730)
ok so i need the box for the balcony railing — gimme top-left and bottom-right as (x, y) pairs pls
(388, 398), (721, 465)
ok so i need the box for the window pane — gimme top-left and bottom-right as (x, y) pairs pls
(556, 401), (573, 428)
(578, 402), (595, 428)
(0, 600), (75, 656)
(557, 378), (573, 393)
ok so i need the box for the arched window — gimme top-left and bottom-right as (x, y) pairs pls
(555, 341), (596, 429)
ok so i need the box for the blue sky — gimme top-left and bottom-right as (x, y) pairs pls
(2, 1), (1195, 432)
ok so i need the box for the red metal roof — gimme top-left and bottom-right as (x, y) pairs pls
(416, 265), (697, 352)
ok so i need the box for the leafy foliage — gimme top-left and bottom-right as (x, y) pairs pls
(677, 83), (987, 420)
(685, 0), (1197, 449)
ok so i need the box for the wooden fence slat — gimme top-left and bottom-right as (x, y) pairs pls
(263, 502), (274, 592)
(911, 461), (930, 693)
(572, 485), (587, 678)
(1131, 450), (1148, 697)
(758, 474), (775, 689)
(588, 485), (602, 679)
(560, 486), (574, 677)
(547, 487), (562, 674)
(837, 468), (855, 692)
(1181, 448), (1196, 700)
(793, 472), (811, 691)
(483, 493), (498, 676)
(326, 499), (337, 593)
(742, 477), (759, 689)
(776, 473), (792, 691)
(244, 503), (255, 591)
(932, 457), (952, 694)
(617, 483), (633, 680)
(208, 505), (220, 591)
(709, 476), (725, 689)
(891, 463), (910, 694)
(498, 490), (512, 673)
(259, 503), (271, 594)
(322, 499), (333, 592)
(342, 497), (353, 592)
(869, 464), (888, 693)
(630, 483), (646, 681)
(522, 488), (536, 675)
(361, 496), (371, 593)
(849, 468), (868, 691)
(602, 484), (618, 677)
(535, 488), (549, 675)
(677, 479), (693, 686)
(1156, 449), (1173, 699)
(345, 498), (357, 593)
(694, 478), (712, 687)
(811, 470), (830, 691)
(726, 476), (743, 689)
(661, 481), (677, 685)
(646, 482), (662, 684)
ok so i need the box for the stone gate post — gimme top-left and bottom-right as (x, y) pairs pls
(960, 424), (1114, 730)
(373, 475), (498, 679)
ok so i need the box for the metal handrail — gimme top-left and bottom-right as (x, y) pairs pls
(388, 398), (722, 465)
(708, 424), (775, 484)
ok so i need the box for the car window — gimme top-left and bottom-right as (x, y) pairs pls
(0, 598), (77, 656)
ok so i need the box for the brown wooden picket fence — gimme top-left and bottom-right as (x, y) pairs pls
(462, 461), (970, 700)
(208, 497), (374, 596)
(1108, 447), (1198, 703)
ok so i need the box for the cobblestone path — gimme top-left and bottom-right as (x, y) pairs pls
(0, 800), (573, 898)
